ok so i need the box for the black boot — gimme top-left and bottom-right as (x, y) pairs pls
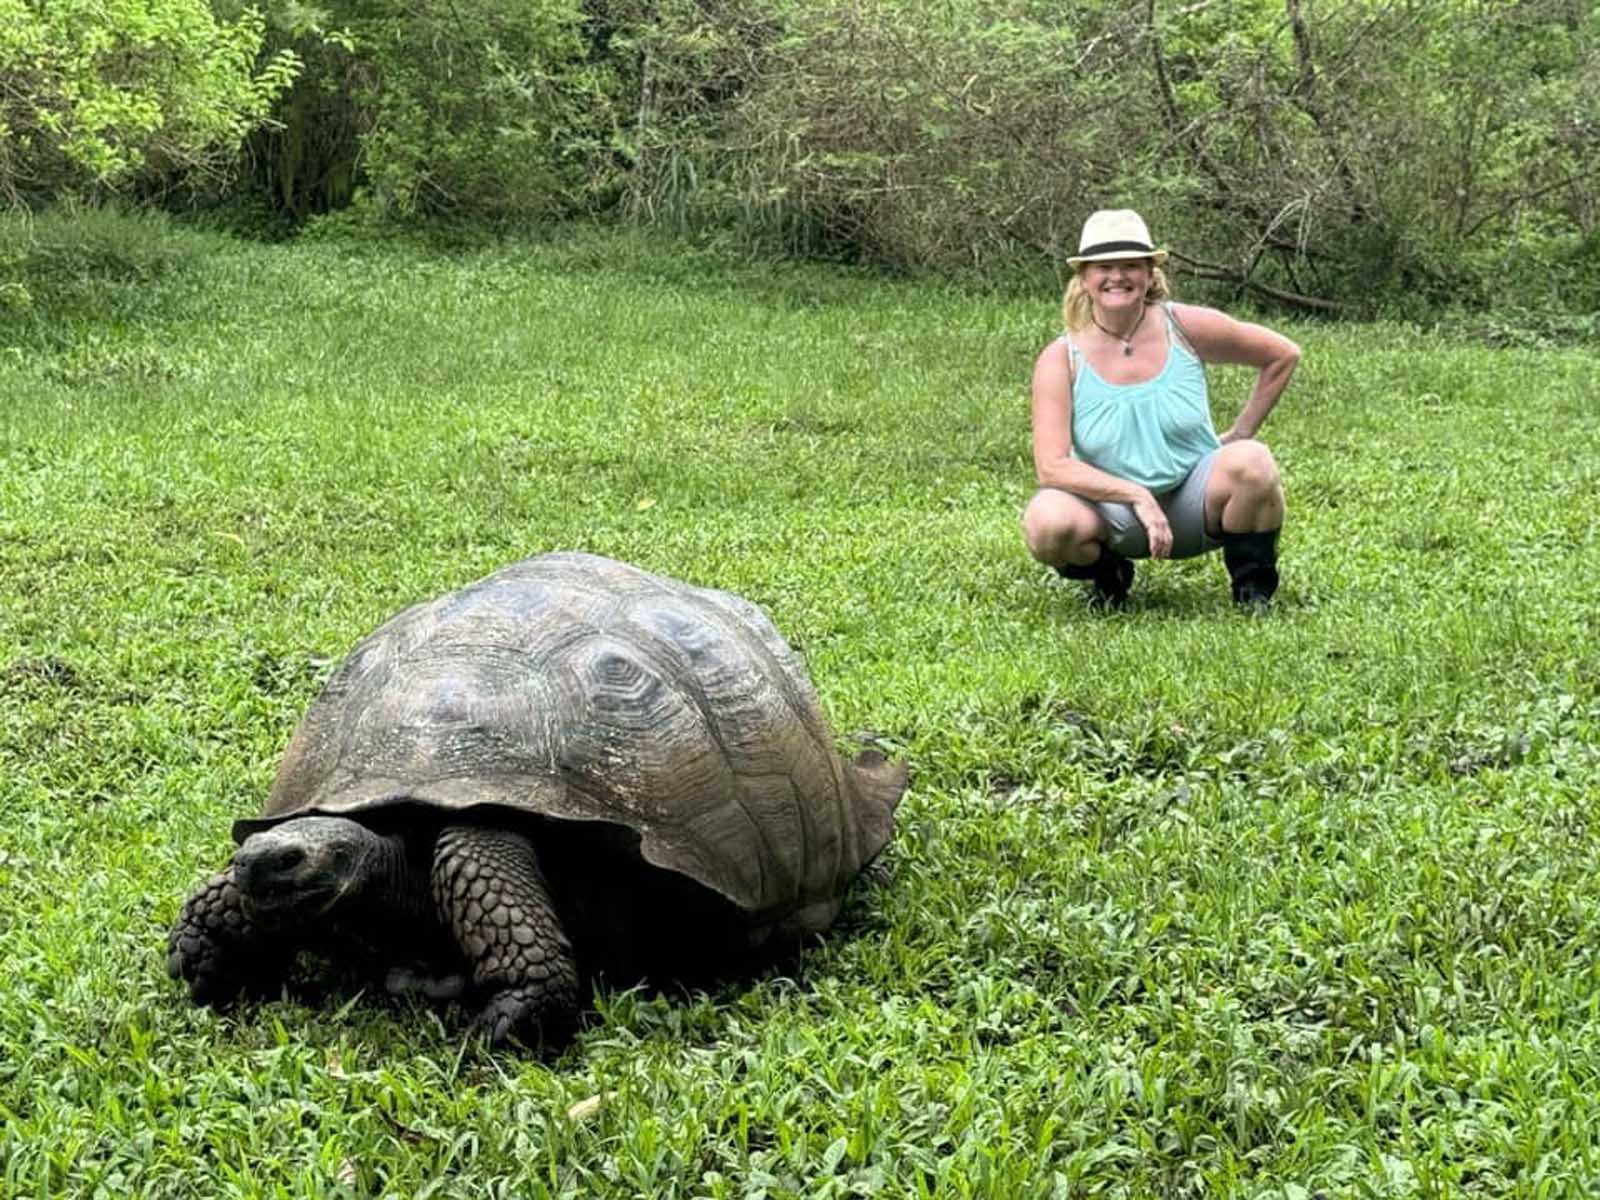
(1221, 529), (1280, 609)
(1057, 549), (1134, 610)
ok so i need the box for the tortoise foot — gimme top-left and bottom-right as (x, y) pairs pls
(168, 868), (284, 1006)
(433, 825), (581, 1048)
(476, 985), (578, 1050)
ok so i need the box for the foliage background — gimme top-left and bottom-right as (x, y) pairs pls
(605, 0), (1600, 313)
(4, 0), (1598, 316)
(0, 0), (297, 199)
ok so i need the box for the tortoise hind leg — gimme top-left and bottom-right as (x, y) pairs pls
(168, 866), (292, 1006)
(431, 825), (579, 1048)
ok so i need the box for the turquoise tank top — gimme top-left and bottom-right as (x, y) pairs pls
(1067, 304), (1220, 493)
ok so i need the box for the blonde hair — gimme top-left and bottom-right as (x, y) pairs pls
(1061, 264), (1171, 331)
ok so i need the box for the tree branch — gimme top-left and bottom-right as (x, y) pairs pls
(1169, 248), (1344, 312)
(1463, 165), (1600, 239)
(1146, 0), (1230, 200)
(1283, 0), (1371, 225)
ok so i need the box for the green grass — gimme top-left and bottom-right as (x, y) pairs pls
(2, 211), (1599, 1198)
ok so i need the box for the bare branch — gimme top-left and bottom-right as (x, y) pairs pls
(1463, 165), (1600, 239)
(1169, 247), (1344, 312)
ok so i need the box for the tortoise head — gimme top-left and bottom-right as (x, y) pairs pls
(233, 815), (396, 924)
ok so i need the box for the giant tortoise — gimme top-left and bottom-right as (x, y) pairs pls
(168, 552), (905, 1045)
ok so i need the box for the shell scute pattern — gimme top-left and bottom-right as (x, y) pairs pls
(246, 552), (894, 916)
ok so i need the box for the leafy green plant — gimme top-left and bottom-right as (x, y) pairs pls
(0, 0), (298, 203)
(0, 204), (218, 347)
(244, 0), (623, 224)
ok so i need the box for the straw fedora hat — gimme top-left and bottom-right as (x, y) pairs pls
(1067, 209), (1168, 266)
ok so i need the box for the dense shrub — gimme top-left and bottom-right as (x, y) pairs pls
(0, 0), (296, 204)
(240, 0), (620, 224)
(7, 0), (1595, 315)
(611, 0), (1600, 313)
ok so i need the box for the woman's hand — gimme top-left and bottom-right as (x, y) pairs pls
(1132, 491), (1173, 558)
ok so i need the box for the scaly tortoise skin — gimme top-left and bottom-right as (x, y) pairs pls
(168, 552), (906, 1046)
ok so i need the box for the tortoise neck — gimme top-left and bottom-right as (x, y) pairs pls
(359, 829), (433, 922)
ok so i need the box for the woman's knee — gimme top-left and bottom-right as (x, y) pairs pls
(1022, 490), (1101, 563)
(1217, 440), (1281, 497)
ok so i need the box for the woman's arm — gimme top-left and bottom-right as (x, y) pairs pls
(1031, 340), (1143, 502)
(1170, 303), (1301, 442)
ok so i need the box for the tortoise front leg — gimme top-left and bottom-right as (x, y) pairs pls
(167, 866), (292, 1006)
(431, 825), (579, 1048)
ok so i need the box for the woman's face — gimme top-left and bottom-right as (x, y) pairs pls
(1081, 259), (1152, 309)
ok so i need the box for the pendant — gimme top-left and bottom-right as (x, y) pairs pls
(1122, 342), (1133, 356)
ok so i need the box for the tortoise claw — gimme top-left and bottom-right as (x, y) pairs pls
(475, 987), (576, 1051)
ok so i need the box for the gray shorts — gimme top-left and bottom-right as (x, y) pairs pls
(1091, 448), (1221, 560)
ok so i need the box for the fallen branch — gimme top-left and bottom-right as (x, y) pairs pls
(1168, 248), (1344, 313)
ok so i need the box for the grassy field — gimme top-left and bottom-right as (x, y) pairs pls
(2, 211), (1599, 1198)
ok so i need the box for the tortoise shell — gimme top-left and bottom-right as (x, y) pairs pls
(235, 552), (903, 922)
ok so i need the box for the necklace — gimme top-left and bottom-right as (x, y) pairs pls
(1091, 305), (1146, 356)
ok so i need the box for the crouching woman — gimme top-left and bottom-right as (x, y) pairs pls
(1022, 209), (1300, 609)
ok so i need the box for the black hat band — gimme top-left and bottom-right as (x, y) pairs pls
(1076, 239), (1156, 257)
